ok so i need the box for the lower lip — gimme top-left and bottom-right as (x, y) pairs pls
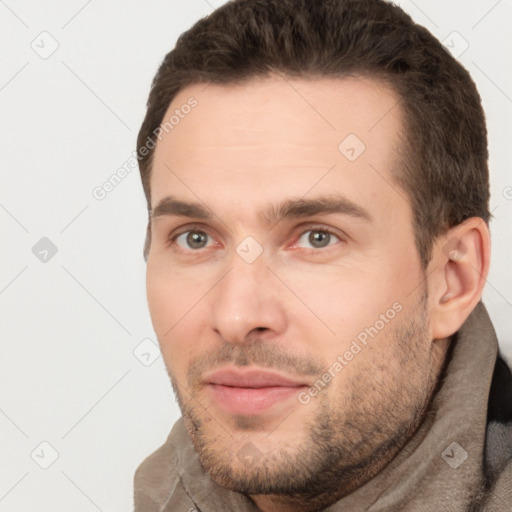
(207, 384), (305, 415)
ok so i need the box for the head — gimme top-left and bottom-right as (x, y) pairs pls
(139, 1), (491, 510)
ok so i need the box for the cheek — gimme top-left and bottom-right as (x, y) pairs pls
(146, 257), (210, 327)
(146, 263), (206, 372)
(146, 265), (177, 334)
(281, 258), (420, 365)
(279, 266), (391, 341)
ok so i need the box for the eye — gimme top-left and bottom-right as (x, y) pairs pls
(295, 229), (341, 249)
(174, 230), (214, 250)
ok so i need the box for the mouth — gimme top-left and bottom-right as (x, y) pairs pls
(203, 367), (309, 415)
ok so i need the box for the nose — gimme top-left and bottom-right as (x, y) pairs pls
(210, 255), (287, 344)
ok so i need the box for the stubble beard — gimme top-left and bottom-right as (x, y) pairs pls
(167, 290), (444, 511)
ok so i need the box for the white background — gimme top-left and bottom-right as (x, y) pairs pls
(1, 1), (511, 510)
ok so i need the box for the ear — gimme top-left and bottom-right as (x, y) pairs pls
(428, 217), (491, 339)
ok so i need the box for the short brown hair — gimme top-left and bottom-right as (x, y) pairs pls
(137, 0), (490, 265)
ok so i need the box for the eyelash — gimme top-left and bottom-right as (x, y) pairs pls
(167, 224), (344, 253)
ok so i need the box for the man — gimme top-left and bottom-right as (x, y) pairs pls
(133, 0), (512, 510)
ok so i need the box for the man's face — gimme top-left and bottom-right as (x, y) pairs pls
(146, 76), (443, 508)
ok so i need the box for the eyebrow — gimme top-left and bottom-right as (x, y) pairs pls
(151, 196), (213, 220)
(262, 196), (372, 224)
(150, 195), (372, 224)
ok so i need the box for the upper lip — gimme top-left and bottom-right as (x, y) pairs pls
(204, 367), (308, 388)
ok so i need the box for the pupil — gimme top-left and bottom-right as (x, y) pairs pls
(187, 231), (207, 248)
(309, 231), (330, 248)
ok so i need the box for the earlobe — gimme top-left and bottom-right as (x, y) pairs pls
(429, 218), (491, 339)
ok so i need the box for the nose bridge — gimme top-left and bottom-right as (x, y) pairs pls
(211, 252), (285, 342)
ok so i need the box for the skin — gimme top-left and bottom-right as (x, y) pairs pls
(145, 76), (490, 512)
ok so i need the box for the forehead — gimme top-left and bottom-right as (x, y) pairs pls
(150, 75), (407, 223)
